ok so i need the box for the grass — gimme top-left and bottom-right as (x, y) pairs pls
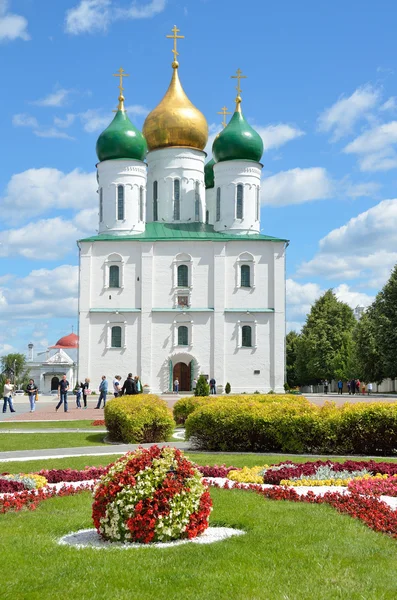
(0, 433), (107, 452)
(2, 452), (397, 476)
(2, 488), (397, 599)
(0, 420), (101, 430)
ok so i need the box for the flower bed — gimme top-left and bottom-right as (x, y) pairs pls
(92, 446), (212, 544)
(36, 467), (107, 483)
(348, 474), (397, 497)
(0, 483), (93, 514)
(0, 473), (47, 490)
(92, 420), (105, 427)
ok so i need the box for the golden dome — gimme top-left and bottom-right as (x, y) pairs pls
(143, 66), (208, 152)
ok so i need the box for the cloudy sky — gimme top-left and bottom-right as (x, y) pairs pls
(1, 0), (397, 354)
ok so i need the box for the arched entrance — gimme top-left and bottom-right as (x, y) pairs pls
(173, 362), (191, 392)
(51, 376), (59, 391)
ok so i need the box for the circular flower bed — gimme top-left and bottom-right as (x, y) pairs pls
(92, 446), (212, 544)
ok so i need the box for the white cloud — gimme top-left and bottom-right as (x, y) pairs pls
(333, 283), (374, 308)
(261, 167), (333, 206)
(380, 97), (397, 112)
(54, 114), (76, 128)
(317, 85), (381, 141)
(2, 167), (97, 222)
(32, 88), (72, 107)
(33, 127), (74, 140)
(0, 0), (29, 42)
(80, 104), (148, 133)
(0, 265), (78, 319)
(344, 121), (397, 155)
(344, 181), (381, 198)
(65, 0), (166, 35)
(256, 124), (304, 152)
(12, 113), (38, 128)
(358, 150), (397, 172)
(297, 199), (397, 287)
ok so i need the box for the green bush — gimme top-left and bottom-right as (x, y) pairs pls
(225, 382), (231, 394)
(184, 399), (397, 455)
(105, 395), (175, 444)
(195, 374), (209, 397)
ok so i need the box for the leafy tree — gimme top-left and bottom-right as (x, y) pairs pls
(0, 353), (30, 391)
(195, 374), (209, 396)
(286, 331), (300, 387)
(353, 310), (384, 384)
(295, 290), (356, 384)
(371, 265), (397, 380)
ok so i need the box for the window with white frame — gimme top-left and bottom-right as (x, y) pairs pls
(173, 179), (180, 221)
(153, 181), (158, 221)
(117, 185), (125, 220)
(195, 181), (200, 222)
(99, 188), (103, 222)
(106, 320), (126, 349)
(178, 325), (189, 346)
(236, 252), (255, 289)
(236, 184), (243, 219)
(177, 264), (188, 287)
(216, 187), (221, 221)
(111, 326), (122, 348)
(105, 254), (124, 289)
(237, 319), (257, 349)
(173, 318), (192, 347)
(173, 253), (192, 290)
(139, 186), (144, 222)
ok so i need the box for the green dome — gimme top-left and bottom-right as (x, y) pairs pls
(204, 158), (215, 189)
(212, 105), (263, 163)
(96, 109), (147, 162)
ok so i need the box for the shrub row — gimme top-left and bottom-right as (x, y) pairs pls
(105, 395), (175, 444)
(184, 398), (397, 455)
(173, 394), (310, 425)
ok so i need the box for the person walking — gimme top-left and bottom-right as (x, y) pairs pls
(362, 383), (366, 395)
(350, 379), (356, 395)
(347, 381), (351, 395)
(56, 375), (70, 413)
(323, 380), (329, 394)
(121, 373), (137, 396)
(81, 378), (90, 409)
(75, 384), (82, 408)
(367, 382), (373, 395)
(209, 377), (216, 395)
(113, 375), (122, 397)
(26, 379), (38, 413)
(356, 379), (360, 394)
(337, 380), (343, 395)
(135, 376), (142, 393)
(95, 376), (108, 409)
(3, 379), (15, 413)
(174, 378), (179, 394)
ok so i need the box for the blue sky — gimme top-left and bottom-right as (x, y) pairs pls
(1, 0), (397, 355)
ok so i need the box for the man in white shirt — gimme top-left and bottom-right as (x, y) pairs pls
(3, 379), (15, 413)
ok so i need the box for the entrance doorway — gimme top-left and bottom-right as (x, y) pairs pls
(173, 362), (191, 392)
(51, 376), (59, 391)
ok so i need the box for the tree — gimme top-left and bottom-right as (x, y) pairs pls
(353, 310), (384, 384)
(371, 265), (397, 380)
(195, 374), (209, 396)
(286, 331), (299, 387)
(0, 353), (30, 391)
(295, 290), (356, 385)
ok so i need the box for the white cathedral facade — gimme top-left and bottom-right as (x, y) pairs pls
(78, 33), (287, 394)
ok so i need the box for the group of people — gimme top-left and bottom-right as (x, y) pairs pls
(323, 379), (373, 395)
(2, 378), (39, 414)
(188, 377), (217, 395)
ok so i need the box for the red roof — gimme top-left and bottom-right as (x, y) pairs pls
(50, 333), (79, 349)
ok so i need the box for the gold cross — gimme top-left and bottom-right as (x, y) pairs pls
(231, 68), (247, 96)
(113, 67), (129, 96)
(166, 25), (184, 67)
(217, 106), (232, 128)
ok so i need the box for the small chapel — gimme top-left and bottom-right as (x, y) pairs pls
(78, 27), (287, 394)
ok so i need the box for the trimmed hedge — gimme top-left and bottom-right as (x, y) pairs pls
(105, 395), (175, 444)
(184, 398), (397, 455)
(173, 393), (311, 425)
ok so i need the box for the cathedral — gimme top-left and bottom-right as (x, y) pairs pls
(78, 27), (287, 394)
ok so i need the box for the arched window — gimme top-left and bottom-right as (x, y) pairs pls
(111, 326), (122, 348)
(205, 210), (209, 224)
(241, 265), (251, 288)
(109, 265), (120, 288)
(117, 185), (124, 221)
(153, 181), (158, 221)
(139, 186), (144, 222)
(236, 184), (243, 219)
(177, 264), (188, 287)
(216, 187), (221, 221)
(242, 325), (252, 348)
(195, 181), (200, 222)
(173, 179), (180, 221)
(99, 188), (103, 222)
(178, 326), (188, 346)
(256, 186), (260, 221)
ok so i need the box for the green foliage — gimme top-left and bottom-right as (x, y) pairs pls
(286, 331), (299, 387)
(104, 395), (175, 443)
(353, 310), (384, 383)
(195, 374), (209, 397)
(173, 396), (204, 424)
(185, 397), (397, 455)
(371, 265), (397, 380)
(225, 382), (231, 394)
(295, 290), (356, 384)
(0, 352), (30, 391)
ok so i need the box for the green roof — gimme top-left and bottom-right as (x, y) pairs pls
(79, 222), (287, 243)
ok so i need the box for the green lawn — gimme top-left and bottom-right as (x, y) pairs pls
(0, 420), (101, 430)
(2, 488), (397, 599)
(2, 452), (397, 476)
(0, 432), (107, 452)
